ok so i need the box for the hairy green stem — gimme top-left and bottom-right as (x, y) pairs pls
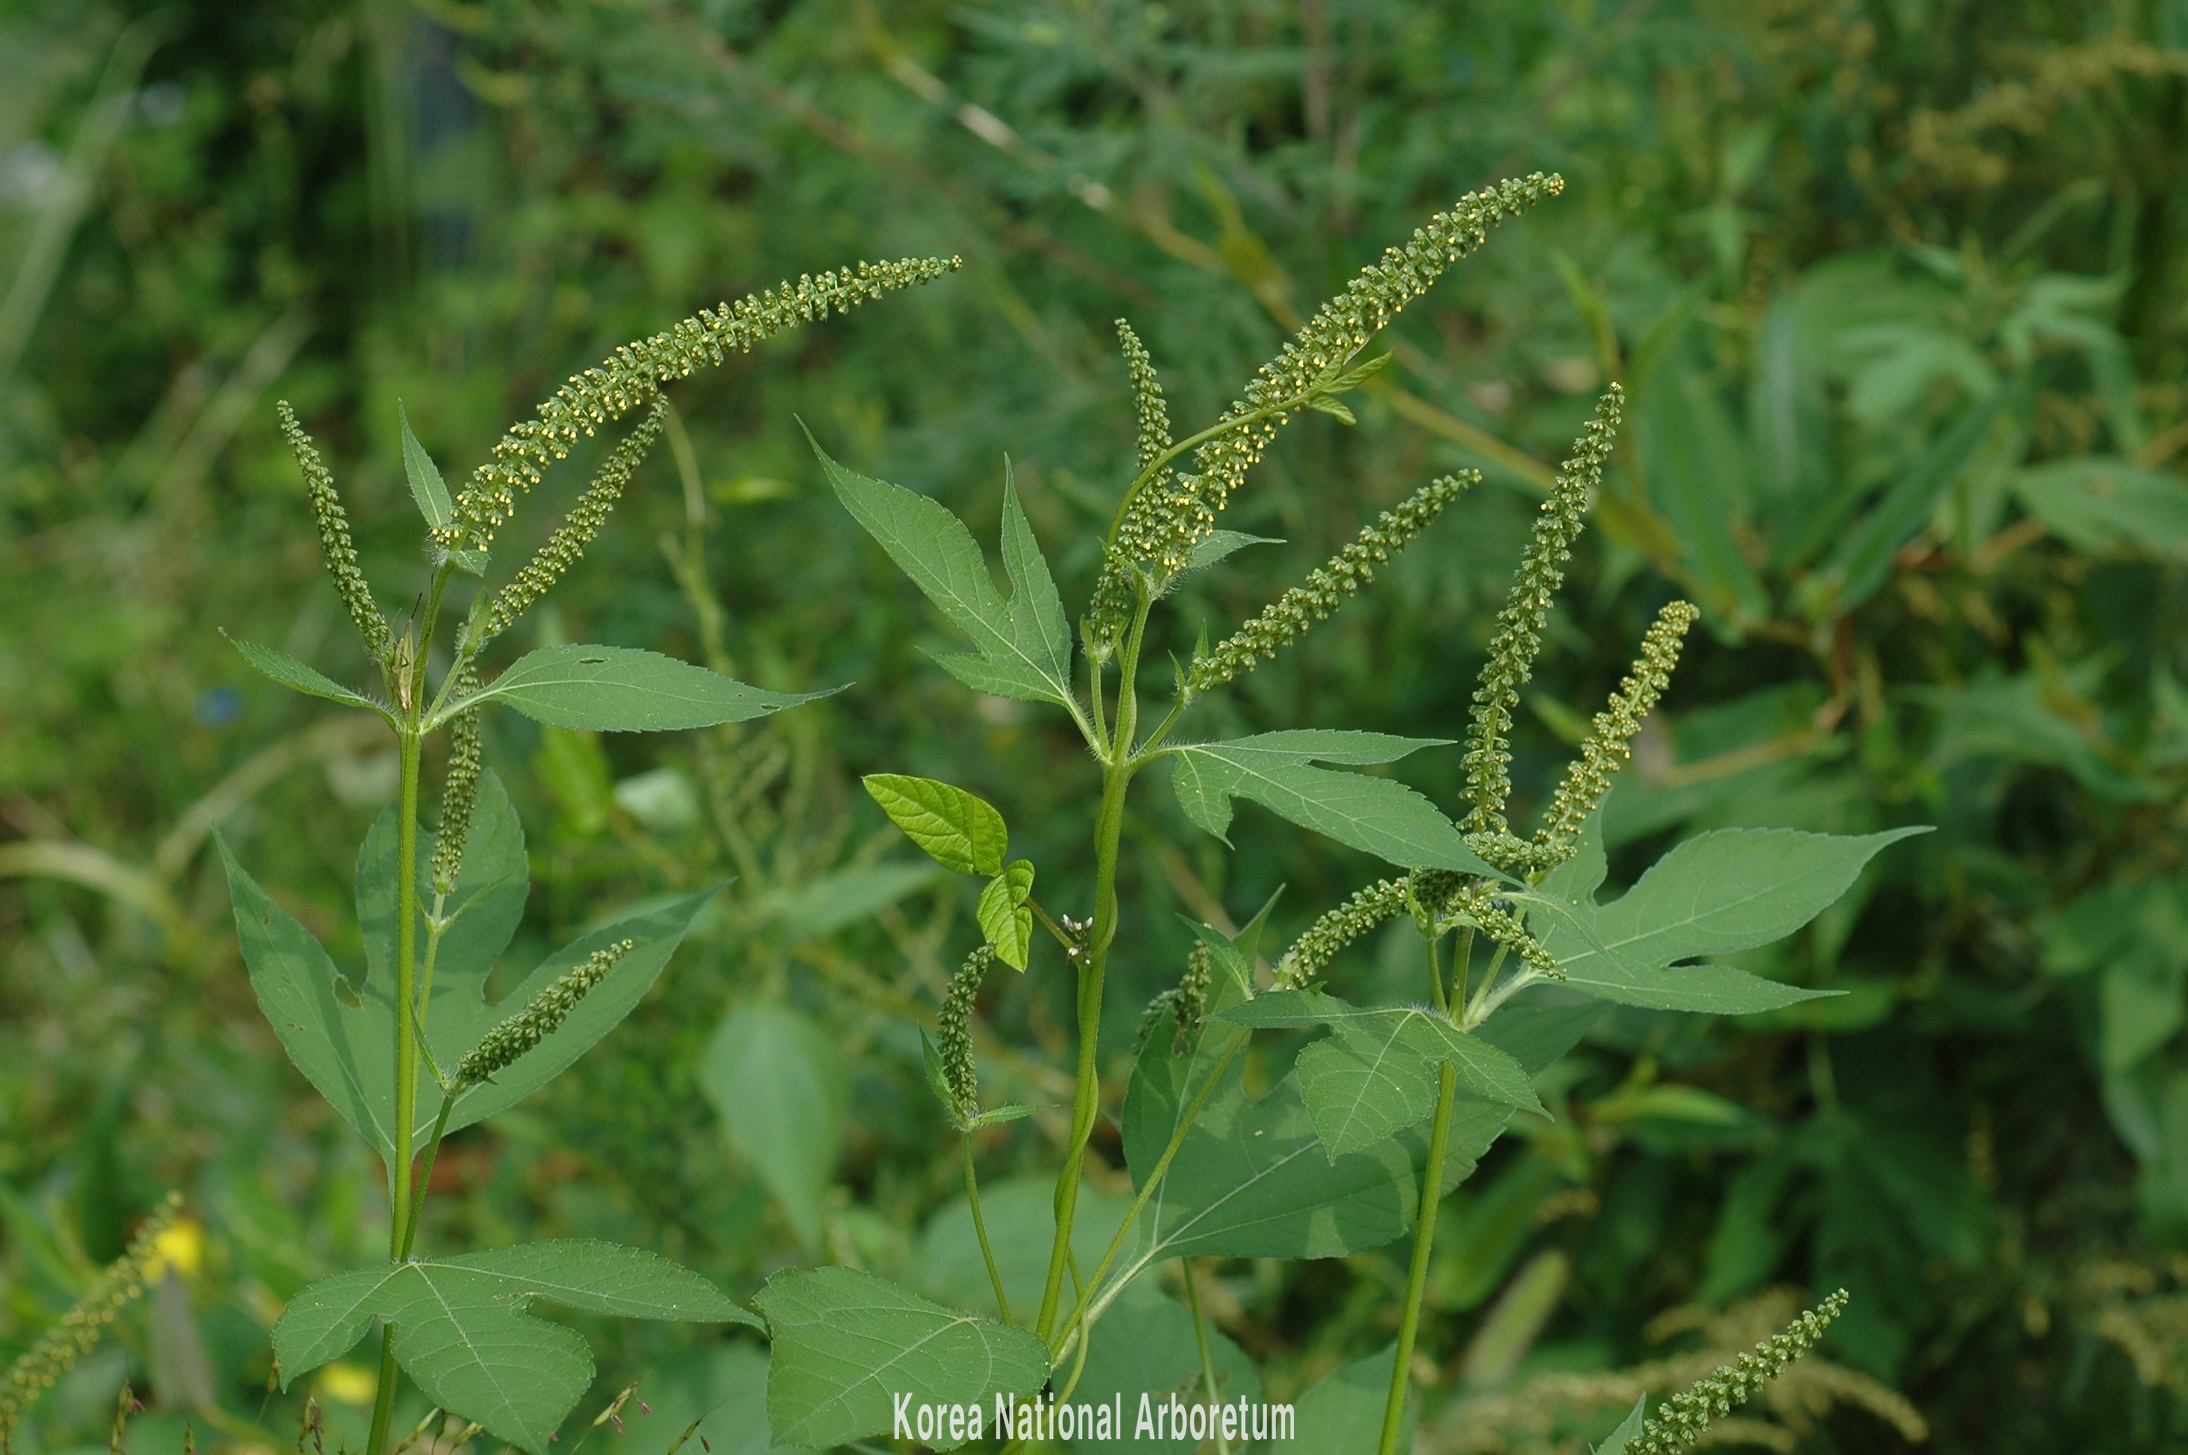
(965, 1136), (1012, 1326)
(1379, 1059), (1457, 1455)
(1183, 1260), (1231, 1455)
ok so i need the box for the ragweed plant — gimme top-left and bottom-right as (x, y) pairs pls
(754, 176), (1927, 1453)
(218, 256), (958, 1455)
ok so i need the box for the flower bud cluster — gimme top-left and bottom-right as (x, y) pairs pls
(1537, 600), (1698, 855)
(480, 399), (669, 643)
(1137, 942), (1215, 1053)
(431, 663), (483, 897)
(449, 256), (962, 550)
(936, 944), (995, 1128)
(1273, 877), (1410, 989)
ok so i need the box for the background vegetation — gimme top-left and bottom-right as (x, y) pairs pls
(4, 0), (2187, 1450)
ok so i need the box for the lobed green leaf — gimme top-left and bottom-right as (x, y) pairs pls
(1167, 731), (1501, 876)
(755, 1266), (1049, 1451)
(272, 1241), (755, 1455)
(814, 436), (1076, 708)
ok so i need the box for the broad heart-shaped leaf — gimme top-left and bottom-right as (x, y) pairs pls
(1167, 731), (1501, 877)
(464, 645), (833, 731)
(227, 774), (717, 1165)
(1290, 1344), (1410, 1455)
(755, 1266), (1049, 1452)
(272, 1241), (755, 1455)
(813, 437), (1075, 707)
(1536, 826), (1928, 1013)
(976, 859), (1035, 970)
(863, 774), (1009, 877)
(397, 400), (454, 531)
(700, 1004), (847, 1252)
(223, 632), (388, 718)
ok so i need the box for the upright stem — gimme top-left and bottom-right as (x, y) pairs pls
(1035, 755), (1132, 1340)
(1379, 1060), (1457, 1455)
(1036, 596), (1150, 1342)
(367, 724), (425, 1455)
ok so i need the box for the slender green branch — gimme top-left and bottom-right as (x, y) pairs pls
(961, 1136), (1012, 1326)
(1026, 897), (1076, 951)
(1379, 1060), (1457, 1455)
(1425, 929), (1447, 1016)
(1450, 928), (1475, 1022)
(1461, 940), (1511, 1029)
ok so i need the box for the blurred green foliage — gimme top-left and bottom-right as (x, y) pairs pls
(5, 0), (2188, 1450)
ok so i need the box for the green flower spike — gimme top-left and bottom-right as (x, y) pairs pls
(1273, 877), (1411, 989)
(1537, 599), (1698, 857)
(279, 401), (394, 661)
(1462, 385), (1623, 837)
(1189, 472), (1477, 693)
(452, 939), (634, 1092)
(449, 255), (963, 552)
(1619, 1290), (1849, 1455)
(1087, 173), (1563, 648)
